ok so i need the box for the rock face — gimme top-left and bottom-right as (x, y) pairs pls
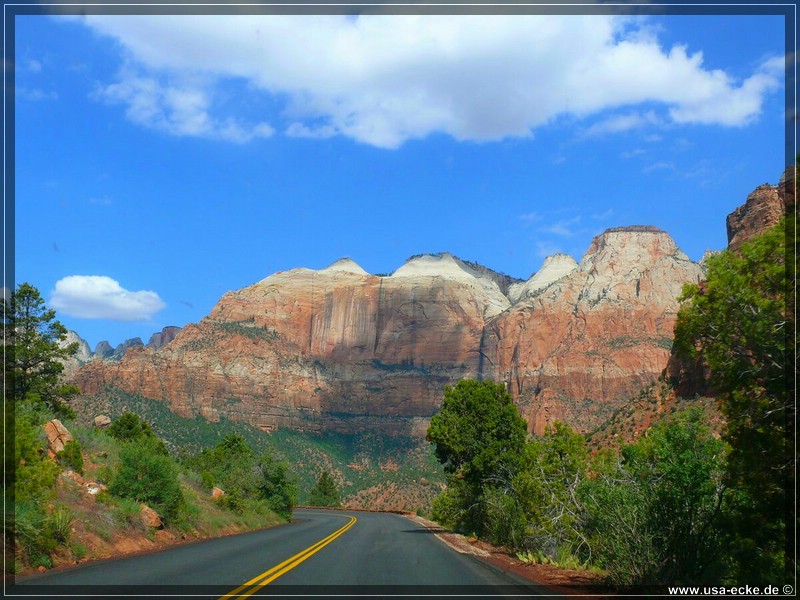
(726, 168), (792, 249)
(43, 419), (73, 455)
(147, 326), (182, 350)
(59, 331), (93, 379)
(73, 229), (703, 436)
(94, 341), (114, 359)
(484, 226), (703, 433)
(508, 254), (578, 303)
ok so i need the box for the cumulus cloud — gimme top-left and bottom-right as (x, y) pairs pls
(76, 14), (783, 148)
(50, 275), (165, 320)
(93, 70), (274, 142)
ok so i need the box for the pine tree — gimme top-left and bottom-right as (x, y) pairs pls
(2, 282), (79, 418)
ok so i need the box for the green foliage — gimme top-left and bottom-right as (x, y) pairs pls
(427, 380), (528, 537)
(581, 408), (729, 585)
(430, 479), (469, 528)
(186, 434), (297, 520)
(109, 437), (186, 523)
(107, 412), (168, 454)
(2, 283), (79, 418)
(59, 439), (84, 475)
(427, 380), (527, 486)
(513, 422), (589, 559)
(482, 487), (527, 549)
(307, 471), (341, 508)
(83, 387), (445, 509)
(674, 217), (794, 584)
(259, 453), (298, 519)
(11, 403), (60, 505)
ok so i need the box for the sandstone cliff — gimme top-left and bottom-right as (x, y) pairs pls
(72, 228), (703, 437)
(726, 184), (784, 249)
(484, 226), (703, 434)
(726, 164), (794, 249)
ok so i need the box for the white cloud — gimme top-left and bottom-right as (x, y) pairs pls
(519, 212), (542, 223)
(93, 70), (274, 143)
(76, 15), (783, 148)
(535, 240), (563, 259)
(285, 122), (338, 140)
(583, 111), (662, 138)
(621, 148), (646, 158)
(643, 161), (675, 174)
(50, 275), (165, 320)
(539, 216), (582, 238)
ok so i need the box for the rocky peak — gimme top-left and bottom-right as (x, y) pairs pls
(59, 331), (93, 380)
(62, 330), (92, 363)
(521, 226), (700, 313)
(147, 326), (182, 350)
(581, 226), (689, 271)
(726, 183), (784, 249)
(508, 253), (578, 303)
(94, 341), (114, 359)
(320, 258), (370, 276)
(391, 253), (511, 318)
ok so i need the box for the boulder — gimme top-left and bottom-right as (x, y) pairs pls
(211, 487), (225, 500)
(43, 420), (73, 454)
(94, 414), (112, 428)
(140, 504), (163, 529)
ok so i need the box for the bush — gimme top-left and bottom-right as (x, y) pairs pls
(59, 439), (84, 475)
(431, 481), (468, 530)
(307, 471), (340, 508)
(580, 408), (729, 585)
(483, 487), (527, 549)
(109, 438), (185, 523)
(107, 413), (168, 454)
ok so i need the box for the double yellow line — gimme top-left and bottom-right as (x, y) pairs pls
(220, 514), (357, 599)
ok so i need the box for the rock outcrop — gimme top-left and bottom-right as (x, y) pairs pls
(94, 341), (114, 359)
(59, 331), (93, 379)
(43, 419), (73, 455)
(508, 254), (578, 303)
(73, 229), (703, 436)
(147, 326), (182, 350)
(484, 226), (703, 433)
(726, 184), (784, 249)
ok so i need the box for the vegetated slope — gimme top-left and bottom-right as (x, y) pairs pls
(72, 388), (444, 512)
(584, 377), (721, 451)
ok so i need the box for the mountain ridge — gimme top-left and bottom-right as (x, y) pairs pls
(71, 224), (704, 437)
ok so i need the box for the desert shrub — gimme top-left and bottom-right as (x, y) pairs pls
(59, 439), (84, 475)
(483, 487), (527, 549)
(107, 412), (168, 454)
(430, 480), (469, 530)
(12, 502), (55, 567)
(110, 437), (185, 523)
(580, 408), (729, 585)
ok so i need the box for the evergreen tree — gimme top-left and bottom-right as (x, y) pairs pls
(308, 471), (340, 507)
(674, 217), (795, 584)
(2, 282), (79, 418)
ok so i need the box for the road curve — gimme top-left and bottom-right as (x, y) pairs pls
(12, 508), (550, 597)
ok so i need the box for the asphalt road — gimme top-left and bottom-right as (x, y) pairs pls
(12, 508), (550, 597)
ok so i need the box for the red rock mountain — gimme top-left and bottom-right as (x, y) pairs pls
(726, 165), (795, 249)
(73, 225), (704, 437)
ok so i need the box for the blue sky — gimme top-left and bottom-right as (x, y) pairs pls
(12, 11), (788, 350)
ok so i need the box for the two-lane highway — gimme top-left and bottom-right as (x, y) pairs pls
(12, 509), (548, 597)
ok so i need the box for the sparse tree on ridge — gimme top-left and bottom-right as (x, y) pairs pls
(2, 282), (79, 418)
